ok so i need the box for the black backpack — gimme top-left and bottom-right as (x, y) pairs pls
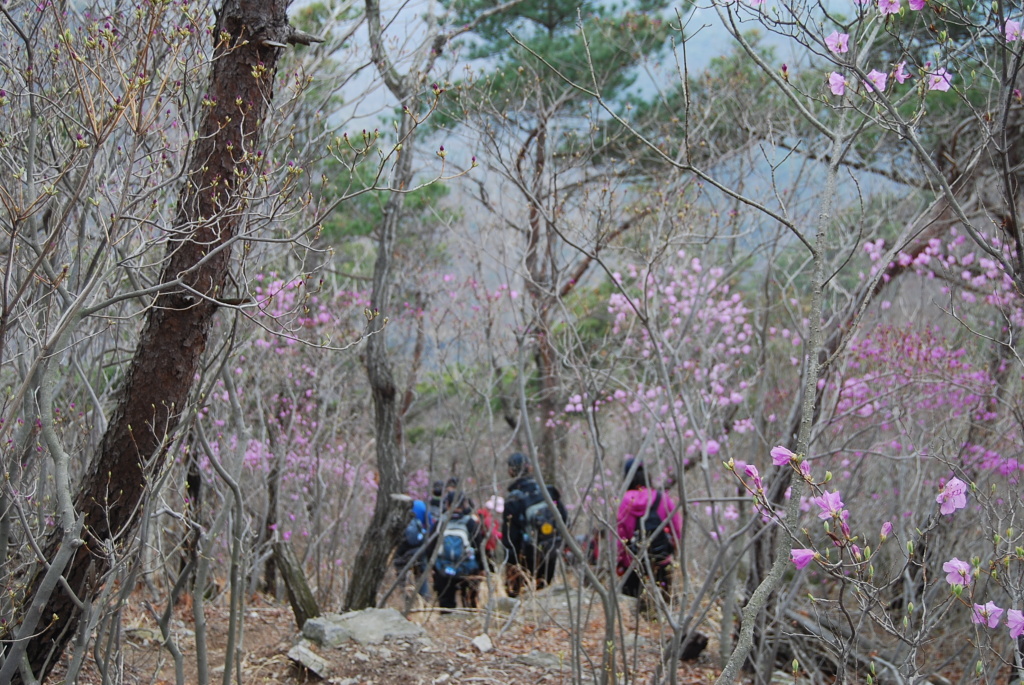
(514, 483), (561, 555)
(628, 492), (675, 563)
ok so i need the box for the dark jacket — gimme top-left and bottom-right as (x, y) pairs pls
(502, 476), (568, 556)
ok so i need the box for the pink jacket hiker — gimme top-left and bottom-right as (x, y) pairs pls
(616, 487), (683, 572)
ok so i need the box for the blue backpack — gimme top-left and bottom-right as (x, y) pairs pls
(404, 517), (427, 547)
(435, 518), (480, 577)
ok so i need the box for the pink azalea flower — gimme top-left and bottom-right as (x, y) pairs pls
(1008, 609), (1024, 639)
(936, 476), (967, 514)
(771, 446), (796, 466)
(1007, 20), (1023, 42)
(791, 548), (816, 569)
(744, 464), (763, 490)
(812, 490), (846, 520)
(942, 557), (972, 586)
(825, 31), (850, 54)
(972, 601), (1004, 629)
(927, 68), (953, 92)
(878, 0), (900, 15)
(864, 69), (887, 92)
(893, 61), (910, 84)
(879, 521), (893, 540)
(828, 72), (846, 96)
(908, 0), (925, 9)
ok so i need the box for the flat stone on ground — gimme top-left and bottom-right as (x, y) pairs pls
(302, 608), (426, 648)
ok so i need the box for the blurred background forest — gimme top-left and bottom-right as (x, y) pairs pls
(1, 0), (1023, 682)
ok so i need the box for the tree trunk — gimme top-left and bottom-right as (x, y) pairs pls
(12, 3), (307, 681)
(343, 108), (414, 610)
(274, 541), (321, 630)
(522, 122), (560, 482)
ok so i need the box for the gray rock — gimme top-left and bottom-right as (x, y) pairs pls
(302, 614), (354, 647)
(515, 650), (566, 670)
(287, 642), (332, 678)
(302, 608), (426, 648)
(471, 634), (493, 653)
(623, 634), (647, 649)
(487, 596), (519, 616)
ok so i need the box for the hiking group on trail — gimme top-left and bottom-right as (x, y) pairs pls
(391, 453), (683, 613)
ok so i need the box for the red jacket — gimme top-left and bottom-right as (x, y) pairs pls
(616, 488), (683, 571)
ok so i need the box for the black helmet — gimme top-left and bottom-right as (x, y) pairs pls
(623, 457), (638, 479)
(624, 458), (647, 490)
(507, 452), (529, 476)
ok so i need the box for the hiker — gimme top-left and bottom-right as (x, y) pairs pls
(616, 458), (683, 602)
(477, 496), (503, 571)
(393, 499), (433, 599)
(427, 480), (445, 521)
(430, 493), (485, 612)
(502, 452), (568, 597)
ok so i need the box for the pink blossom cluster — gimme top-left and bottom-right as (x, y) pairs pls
(866, 230), (1024, 326)
(939, 558), (1024, 638)
(601, 254), (757, 456)
(826, 325), (1019, 477)
(822, 0), (953, 98)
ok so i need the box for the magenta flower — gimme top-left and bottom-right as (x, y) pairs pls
(828, 72), (846, 96)
(972, 601), (1004, 629)
(879, 521), (893, 540)
(1008, 609), (1024, 639)
(1007, 20), (1023, 42)
(744, 464), (763, 490)
(893, 61), (910, 84)
(791, 548), (816, 569)
(864, 69), (887, 92)
(771, 445), (796, 466)
(878, 0), (900, 14)
(812, 490), (846, 520)
(927, 68), (953, 92)
(936, 476), (967, 514)
(942, 557), (972, 586)
(825, 31), (849, 54)
(908, 0), (925, 9)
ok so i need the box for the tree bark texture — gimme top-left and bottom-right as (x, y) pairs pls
(521, 123), (560, 482)
(343, 109), (414, 610)
(14, 3), (301, 681)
